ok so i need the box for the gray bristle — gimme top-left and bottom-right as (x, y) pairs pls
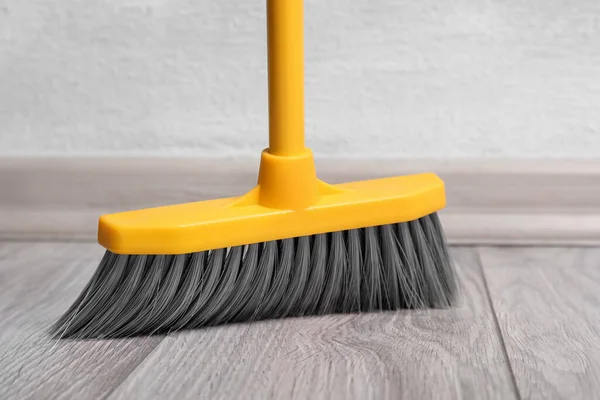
(51, 213), (459, 339)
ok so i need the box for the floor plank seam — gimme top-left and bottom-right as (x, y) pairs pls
(474, 248), (523, 400)
(102, 336), (167, 400)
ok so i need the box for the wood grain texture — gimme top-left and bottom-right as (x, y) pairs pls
(479, 246), (600, 400)
(107, 247), (515, 400)
(2, 158), (600, 246)
(0, 242), (163, 400)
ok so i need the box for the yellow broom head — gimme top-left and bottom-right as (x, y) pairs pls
(99, 149), (446, 255)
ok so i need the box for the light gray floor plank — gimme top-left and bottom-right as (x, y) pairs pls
(0, 242), (163, 400)
(479, 246), (600, 400)
(108, 247), (515, 400)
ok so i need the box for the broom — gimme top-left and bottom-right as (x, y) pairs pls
(52, 0), (458, 339)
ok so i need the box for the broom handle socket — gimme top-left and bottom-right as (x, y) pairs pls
(267, 0), (305, 157)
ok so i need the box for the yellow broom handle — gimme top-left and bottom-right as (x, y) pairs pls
(267, 0), (305, 156)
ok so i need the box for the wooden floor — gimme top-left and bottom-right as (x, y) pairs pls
(0, 243), (599, 400)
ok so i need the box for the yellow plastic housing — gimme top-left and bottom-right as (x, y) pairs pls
(97, 0), (448, 255)
(98, 149), (446, 255)
(99, 174), (445, 255)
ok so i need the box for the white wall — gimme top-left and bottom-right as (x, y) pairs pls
(1, 0), (599, 158)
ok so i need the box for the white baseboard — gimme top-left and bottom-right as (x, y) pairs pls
(1, 157), (599, 246)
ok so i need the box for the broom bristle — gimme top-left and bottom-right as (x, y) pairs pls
(51, 212), (458, 339)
